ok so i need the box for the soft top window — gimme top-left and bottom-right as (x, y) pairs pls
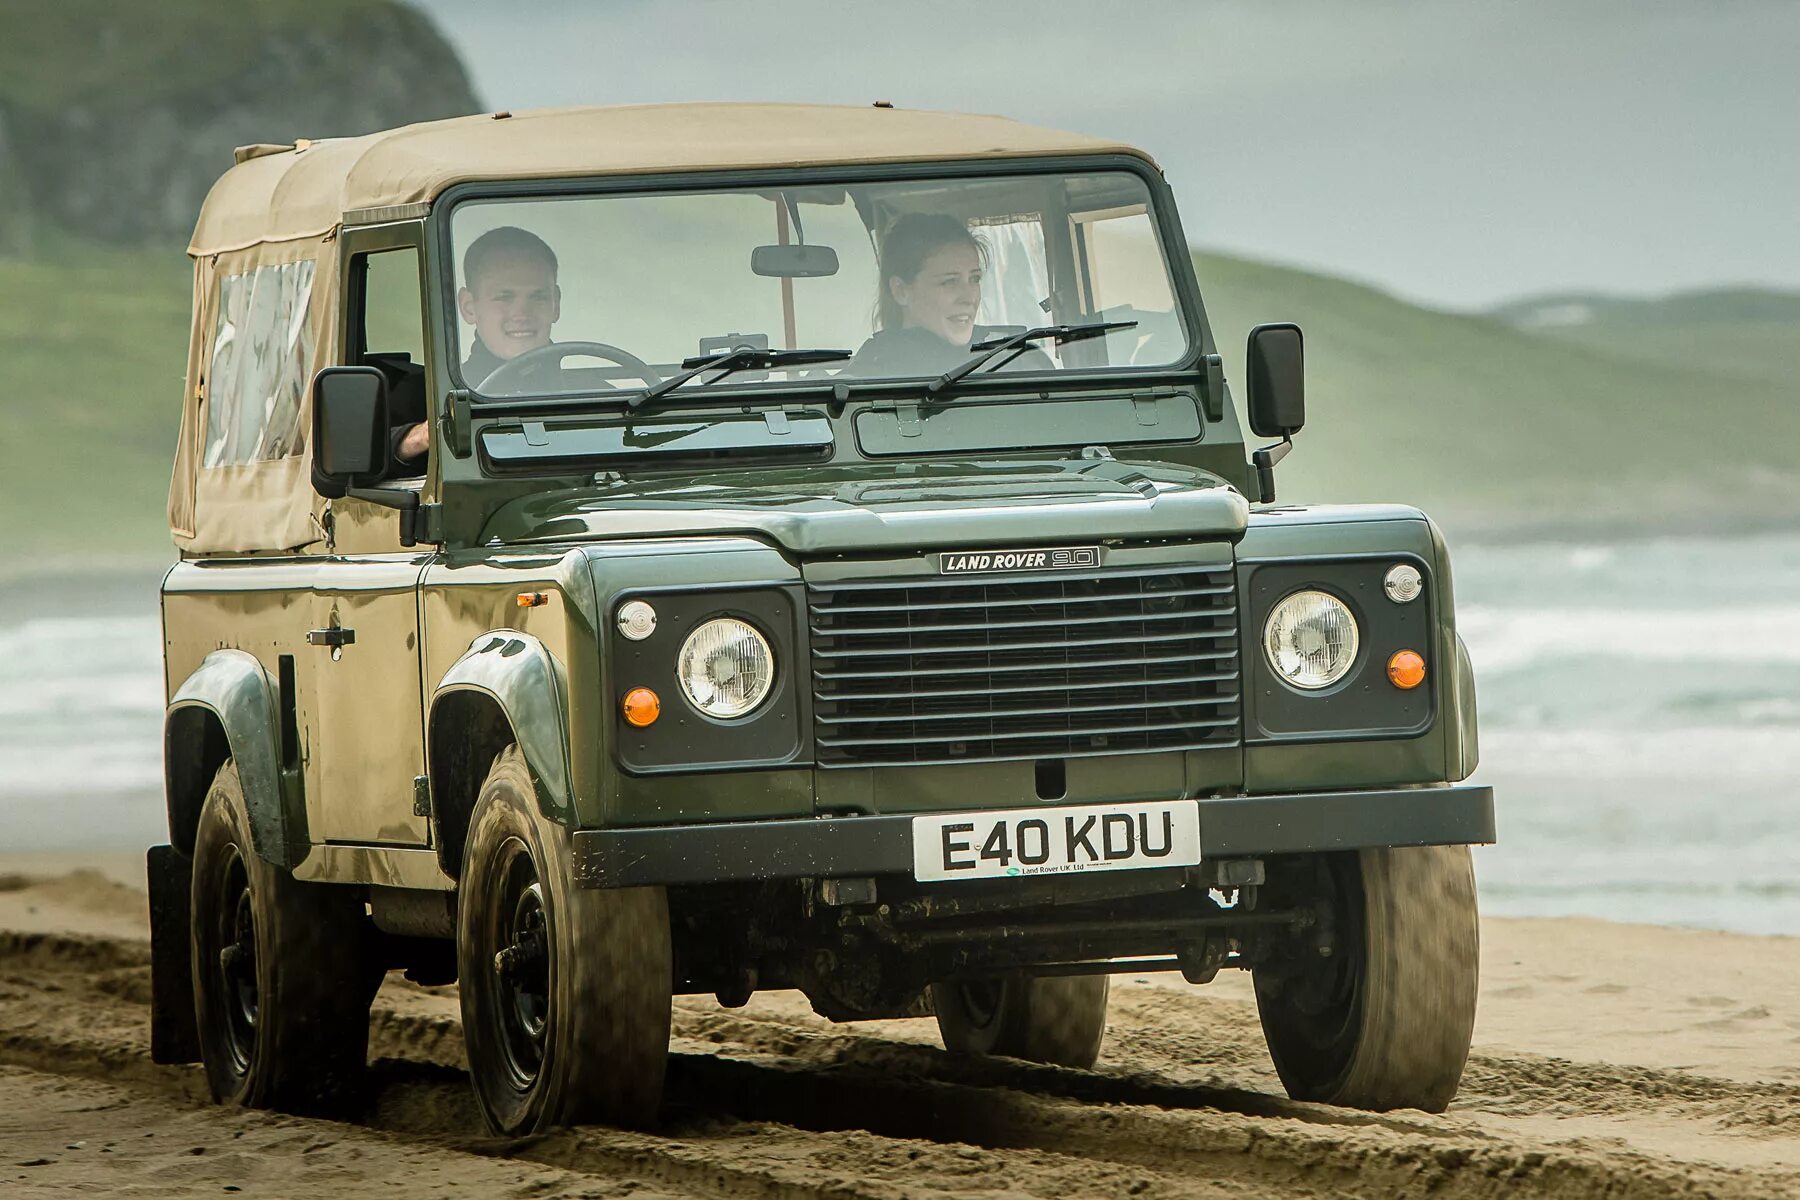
(203, 260), (316, 468)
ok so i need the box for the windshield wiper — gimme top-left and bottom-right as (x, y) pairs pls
(631, 346), (852, 409)
(926, 321), (1138, 397)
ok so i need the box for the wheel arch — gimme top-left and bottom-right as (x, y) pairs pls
(165, 649), (303, 867)
(428, 630), (575, 879)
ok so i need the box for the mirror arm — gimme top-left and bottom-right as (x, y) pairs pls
(1250, 435), (1293, 504)
(345, 486), (422, 548)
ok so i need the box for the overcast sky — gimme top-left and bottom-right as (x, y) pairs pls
(418, 0), (1798, 310)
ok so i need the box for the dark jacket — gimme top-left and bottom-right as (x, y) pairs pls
(379, 338), (562, 478)
(844, 326), (1055, 379)
(844, 326), (969, 377)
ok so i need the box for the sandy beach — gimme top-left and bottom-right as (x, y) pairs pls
(0, 854), (1794, 1199)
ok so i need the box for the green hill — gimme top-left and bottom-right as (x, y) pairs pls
(0, 243), (190, 567)
(1197, 255), (1800, 533)
(0, 1), (374, 111)
(4, 241), (1797, 566)
(1486, 288), (1800, 392)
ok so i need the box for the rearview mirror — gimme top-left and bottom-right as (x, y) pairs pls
(311, 366), (389, 498)
(750, 243), (839, 278)
(1245, 323), (1305, 438)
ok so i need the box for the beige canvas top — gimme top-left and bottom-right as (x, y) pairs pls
(189, 103), (1153, 254)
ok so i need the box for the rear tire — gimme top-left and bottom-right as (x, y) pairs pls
(932, 975), (1109, 1068)
(457, 745), (671, 1134)
(189, 761), (375, 1112)
(1253, 845), (1478, 1112)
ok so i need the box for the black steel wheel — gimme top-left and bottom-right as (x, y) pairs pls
(189, 761), (375, 1112)
(1253, 846), (1479, 1113)
(457, 745), (671, 1134)
(489, 845), (550, 1092)
(932, 975), (1109, 1069)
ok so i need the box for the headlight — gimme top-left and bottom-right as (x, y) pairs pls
(1263, 590), (1360, 690)
(677, 618), (774, 718)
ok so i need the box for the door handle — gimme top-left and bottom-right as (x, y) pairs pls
(306, 627), (356, 648)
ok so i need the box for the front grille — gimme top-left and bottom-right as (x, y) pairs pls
(809, 562), (1242, 767)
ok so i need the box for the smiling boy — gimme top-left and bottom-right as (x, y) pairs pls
(393, 226), (561, 463)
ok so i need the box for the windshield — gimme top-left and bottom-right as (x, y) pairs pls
(447, 169), (1189, 399)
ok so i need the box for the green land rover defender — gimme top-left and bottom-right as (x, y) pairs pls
(146, 103), (1494, 1134)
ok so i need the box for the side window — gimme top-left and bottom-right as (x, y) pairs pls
(353, 246), (430, 478)
(359, 247), (425, 364)
(972, 215), (1050, 332)
(1071, 207), (1176, 314)
(203, 260), (316, 468)
(1069, 207), (1183, 366)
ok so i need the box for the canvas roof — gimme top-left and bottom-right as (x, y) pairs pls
(188, 103), (1154, 255)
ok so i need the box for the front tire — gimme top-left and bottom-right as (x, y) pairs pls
(189, 761), (375, 1112)
(1253, 845), (1479, 1112)
(932, 975), (1109, 1068)
(457, 745), (672, 1134)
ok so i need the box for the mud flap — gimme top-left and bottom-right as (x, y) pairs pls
(146, 844), (202, 1064)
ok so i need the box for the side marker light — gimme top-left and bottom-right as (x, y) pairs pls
(1387, 650), (1426, 690)
(622, 687), (661, 727)
(517, 592), (550, 608)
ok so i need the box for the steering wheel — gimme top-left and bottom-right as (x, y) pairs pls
(477, 340), (665, 394)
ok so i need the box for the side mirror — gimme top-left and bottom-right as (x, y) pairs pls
(750, 243), (839, 278)
(309, 365), (426, 545)
(311, 366), (390, 498)
(1245, 322), (1305, 438)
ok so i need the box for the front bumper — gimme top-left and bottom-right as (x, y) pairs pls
(572, 784), (1495, 889)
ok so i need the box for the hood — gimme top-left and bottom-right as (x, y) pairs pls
(481, 459), (1248, 555)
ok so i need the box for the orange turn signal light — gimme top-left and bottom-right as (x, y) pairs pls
(621, 687), (661, 727)
(1387, 649), (1426, 690)
(517, 591), (550, 608)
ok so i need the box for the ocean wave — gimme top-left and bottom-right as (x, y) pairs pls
(1460, 604), (1800, 672)
(1478, 725), (1800, 777)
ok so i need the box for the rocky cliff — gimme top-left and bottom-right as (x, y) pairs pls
(0, 0), (481, 250)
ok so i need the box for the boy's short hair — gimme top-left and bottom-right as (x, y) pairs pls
(463, 226), (558, 291)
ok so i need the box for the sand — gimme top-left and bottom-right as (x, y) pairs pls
(0, 858), (1794, 1199)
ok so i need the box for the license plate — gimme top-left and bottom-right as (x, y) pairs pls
(911, 800), (1201, 883)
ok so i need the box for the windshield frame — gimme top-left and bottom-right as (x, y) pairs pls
(430, 154), (1212, 414)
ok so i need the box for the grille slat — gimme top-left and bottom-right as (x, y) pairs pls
(814, 648), (1237, 681)
(818, 692), (1242, 726)
(809, 582), (1236, 615)
(819, 716), (1240, 748)
(810, 605), (1232, 638)
(809, 559), (1244, 767)
(819, 668), (1239, 702)
(813, 625), (1234, 660)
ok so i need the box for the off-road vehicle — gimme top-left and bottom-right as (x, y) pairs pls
(148, 103), (1494, 1133)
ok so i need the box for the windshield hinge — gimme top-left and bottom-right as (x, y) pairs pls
(441, 389), (473, 457)
(413, 502), (444, 545)
(1202, 353), (1225, 420)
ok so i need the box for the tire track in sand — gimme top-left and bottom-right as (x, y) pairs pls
(2, 928), (1795, 1199)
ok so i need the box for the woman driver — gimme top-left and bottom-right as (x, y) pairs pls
(847, 213), (1047, 377)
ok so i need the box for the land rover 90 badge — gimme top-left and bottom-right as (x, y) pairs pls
(939, 546), (1101, 574)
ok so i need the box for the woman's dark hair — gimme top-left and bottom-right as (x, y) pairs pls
(874, 213), (987, 332)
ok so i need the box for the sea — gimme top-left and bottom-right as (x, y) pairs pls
(2, 533), (1796, 936)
